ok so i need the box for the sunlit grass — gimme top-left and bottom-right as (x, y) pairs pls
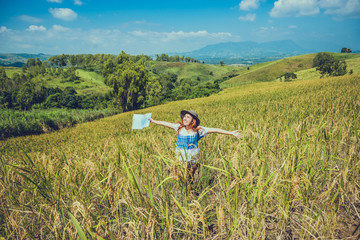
(150, 62), (239, 83)
(0, 73), (359, 238)
(222, 53), (317, 87)
(3, 67), (22, 78)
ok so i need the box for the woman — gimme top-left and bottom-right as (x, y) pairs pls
(150, 110), (242, 189)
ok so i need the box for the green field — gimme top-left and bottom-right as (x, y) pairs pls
(149, 61), (239, 84)
(3, 67), (22, 78)
(1, 67), (359, 238)
(43, 70), (109, 95)
(0, 108), (120, 139)
(222, 52), (360, 87)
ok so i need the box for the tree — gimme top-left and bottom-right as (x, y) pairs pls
(284, 72), (297, 81)
(313, 52), (347, 77)
(313, 52), (333, 68)
(331, 60), (347, 76)
(220, 61), (224, 66)
(341, 47), (352, 53)
(106, 54), (150, 111)
(16, 82), (35, 110)
(44, 93), (62, 108)
(145, 76), (162, 106)
(0, 67), (9, 91)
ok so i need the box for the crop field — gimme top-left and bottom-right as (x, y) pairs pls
(1, 73), (360, 239)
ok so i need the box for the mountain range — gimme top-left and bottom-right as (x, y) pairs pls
(1, 40), (356, 66)
(183, 40), (306, 58)
(174, 40), (352, 64)
(0, 53), (52, 67)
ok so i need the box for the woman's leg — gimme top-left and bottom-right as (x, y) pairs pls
(187, 162), (199, 193)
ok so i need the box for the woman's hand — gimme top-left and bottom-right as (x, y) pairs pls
(149, 118), (154, 123)
(232, 130), (243, 139)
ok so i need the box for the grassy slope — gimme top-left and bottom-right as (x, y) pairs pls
(4, 67), (110, 95)
(4, 62), (239, 95)
(3, 67), (22, 78)
(150, 62), (239, 84)
(221, 53), (316, 87)
(223, 52), (360, 87)
(40, 69), (110, 95)
(277, 53), (360, 82)
(1, 72), (359, 238)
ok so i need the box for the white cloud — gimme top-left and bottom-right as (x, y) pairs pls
(131, 30), (147, 37)
(26, 25), (47, 31)
(133, 20), (147, 24)
(239, 13), (256, 21)
(320, 0), (360, 18)
(270, 0), (360, 18)
(270, 0), (320, 17)
(47, 0), (63, 3)
(0, 27), (236, 55)
(130, 30), (232, 42)
(74, 0), (83, 6)
(0, 26), (10, 33)
(19, 15), (42, 23)
(52, 25), (71, 31)
(319, 0), (343, 8)
(258, 26), (275, 32)
(239, 0), (260, 10)
(49, 8), (78, 21)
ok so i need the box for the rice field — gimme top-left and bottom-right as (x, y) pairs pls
(0, 73), (359, 239)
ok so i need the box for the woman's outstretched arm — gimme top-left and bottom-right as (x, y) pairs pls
(205, 127), (243, 139)
(149, 118), (175, 129)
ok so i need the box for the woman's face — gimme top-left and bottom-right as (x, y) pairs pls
(182, 113), (194, 127)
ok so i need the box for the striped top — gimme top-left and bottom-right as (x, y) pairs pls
(172, 123), (209, 162)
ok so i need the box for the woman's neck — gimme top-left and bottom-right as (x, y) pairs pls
(185, 125), (193, 131)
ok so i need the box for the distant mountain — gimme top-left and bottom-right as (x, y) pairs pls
(185, 40), (306, 58)
(166, 40), (310, 64)
(0, 53), (52, 67)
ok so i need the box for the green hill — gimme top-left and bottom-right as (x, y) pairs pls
(149, 61), (239, 84)
(4, 62), (239, 95)
(0, 53), (52, 67)
(44, 69), (110, 95)
(223, 53), (360, 87)
(3, 68), (110, 95)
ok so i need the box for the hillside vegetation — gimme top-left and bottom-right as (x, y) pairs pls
(3, 68), (111, 95)
(223, 52), (360, 87)
(1, 54), (238, 138)
(4, 62), (237, 96)
(1, 72), (359, 238)
(149, 61), (238, 84)
(0, 53), (52, 67)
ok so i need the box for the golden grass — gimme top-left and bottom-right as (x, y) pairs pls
(222, 54), (317, 87)
(224, 53), (360, 87)
(1, 73), (359, 239)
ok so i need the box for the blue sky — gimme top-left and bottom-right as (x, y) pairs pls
(0, 0), (359, 55)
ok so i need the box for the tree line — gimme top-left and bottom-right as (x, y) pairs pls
(0, 51), (220, 112)
(154, 53), (203, 63)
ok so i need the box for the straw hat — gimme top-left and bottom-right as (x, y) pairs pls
(180, 110), (200, 126)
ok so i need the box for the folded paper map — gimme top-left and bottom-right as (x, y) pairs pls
(132, 113), (152, 130)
